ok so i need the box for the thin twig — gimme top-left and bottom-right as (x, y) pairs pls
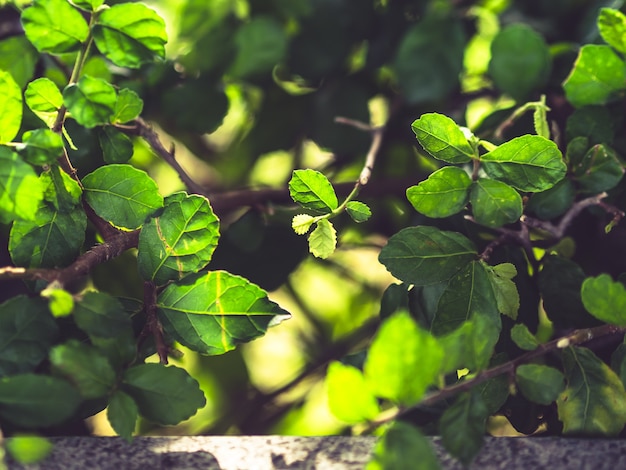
(334, 116), (385, 186)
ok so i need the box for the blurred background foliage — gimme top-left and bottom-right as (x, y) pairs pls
(3, 0), (623, 436)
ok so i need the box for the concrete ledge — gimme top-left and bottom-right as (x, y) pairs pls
(7, 436), (626, 469)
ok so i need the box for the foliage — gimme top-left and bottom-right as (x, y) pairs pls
(1, 0), (626, 468)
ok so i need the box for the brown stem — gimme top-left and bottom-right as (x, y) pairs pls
(141, 281), (169, 364)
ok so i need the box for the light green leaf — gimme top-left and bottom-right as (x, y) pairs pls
(25, 78), (64, 128)
(308, 218), (337, 259)
(510, 324), (539, 351)
(112, 88), (143, 124)
(0, 147), (44, 223)
(21, 0), (89, 53)
(289, 169), (338, 214)
(379, 226), (476, 286)
(563, 45), (626, 107)
(411, 113), (474, 163)
(598, 8), (626, 54)
(516, 364), (565, 405)
(0, 36), (38, 88)
(0, 69), (22, 143)
(581, 274), (626, 326)
(484, 262), (519, 319)
(572, 144), (624, 193)
(5, 436), (53, 465)
(82, 164), (163, 230)
(98, 127), (134, 164)
(41, 285), (75, 317)
(70, 0), (105, 12)
(480, 135), (566, 192)
(470, 179), (522, 228)
(63, 75), (117, 128)
(157, 270), (290, 355)
(292, 214), (315, 235)
(93, 3), (167, 69)
(138, 193), (220, 285)
(107, 390), (138, 442)
(346, 201), (371, 223)
(326, 362), (380, 424)
(19, 129), (64, 166)
(407, 166), (471, 218)
(364, 311), (444, 405)
(367, 422), (440, 470)
(121, 364), (205, 425)
(557, 347), (626, 435)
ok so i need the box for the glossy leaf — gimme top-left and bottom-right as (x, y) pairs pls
(572, 144), (624, 193)
(379, 226), (476, 286)
(93, 3), (167, 69)
(98, 127), (134, 164)
(510, 324), (539, 351)
(63, 75), (117, 128)
(527, 179), (575, 220)
(411, 113), (474, 163)
(25, 78), (64, 128)
(107, 390), (138, 442)
(112, 88), (143, 124)
(563, 45), (626, 107)
(326, 362), (380, 424)
(0, 147), (43, 223)
(364, 311), (444, 405)
(581, 274), (626, 326)
(470, 179), (522, 228)
(598, 8), (626, 53)
(21, 0), (89, 53)
(19, 129), (64, 166)
(289, 169), (338, 214)
(82, 164), (163, 230)
(367, 421), (440, 470)
(481, 135), (566, 192)
(0, 374), (80, 428)
(157, 270), (290, 355)
(558, 347), (626, 435)
(0, 296), (58, 376)
(346, 201), (371, 223)
(0, 70), (22, 143)
(122, 364), (205, 425)
(308, 218), (337, 259)
(516, 364), (565, 405)
(138, 193), (220, 285)
(484, 262), (520, 320)
(407, 166), (471, 218)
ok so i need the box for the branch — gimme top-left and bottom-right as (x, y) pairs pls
(139, 281), (169, 364)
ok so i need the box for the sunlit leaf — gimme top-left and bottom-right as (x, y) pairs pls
(516, 364), (565, 405)
(0, 36), (38, 88)
(367, 421), (440, 470)
(0, 147), (44, 223)
(25, 78), (64, 128)
(581, 274), (626, 326)
(346, 201), (371, 223)
(19, 129), (64, 166)
(407, 166), (471, 218)
(470, 179), (522, 228)
(0, 70), (22, 143)
(484, 262), (520, 319)
(308, 218), (337, 259)
(71, 0), (105, 12)
(112, 88), (143, 124)
(289, 169), (338, 214)
(326, 362), (380, 424)
(21, 0), (89, 53)
(411, 113), (474, 163)
(598, 8), (626, 53)
(292, 214), (315, 235)
(63, 75), (117, 128)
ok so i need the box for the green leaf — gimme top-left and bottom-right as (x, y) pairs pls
(19, 129), (64, 166)
(98, 127), (134, 164)
(484, 262), (520, 320)
(379, 226), (476, 286)
(292, 214), (315, 235)
(138, 193), (220, 285)
(527, 179), (576, 220)
(557, 347), (626, 435)
(122, 363), (205, 425)
(157, 270), (290, 355)
(43, 165), (82, 211)
(611, 340), (626, 388)
(488, 24), (551, 101)
(41, 285), (75, 318)
(510, 324), (539, 351)
(21, 0), (89, 54)
(364, 311), (444, 405)
(73, 292), (132, 339)
(230, 16), (288, 78)
(480, 135), (567, 192)
(93, 3), (167, 69)
(49, 340), (116, 399)
(326, 362), (380, 424)
(0, 374), (80, 428)
(572, 144), (624, 193)
(0, 147), (44, 223)
(308, 218), (337, 259)
(346, 201), (371, 223)
(516, 364), (565, 405)
(25, 78), (64, 128)
(71, 0), (105, 12)
(407, 166), (471, 218)
(439, 391), (488, 466)
(581, 274), (626, 326)
(470, 179), (522, 228)
(63, 75), (117, 128)
(367, 421), (440, 470)
(563, 45), (626, 107)
(82, 164), (163, 230)
(598, 8), (626, 54)
(289, 169), (338, 214)
(5, 436), (53, 465)
(566, 106), (615, 146)
(0, 70), (22, 143)
(112, 88), (143, 124)
(411, 113), (474, 163)
(0, 36), (38, 89)
(107, 390), (138, 442)
(0, 296), (58, 376)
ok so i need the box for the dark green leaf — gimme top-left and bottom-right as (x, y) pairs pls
(581, 274), (626, 326)
(379, 283), (409, 320)
(379, 226), (476, 286)
(557, 347), (626, 435)
(230, 16), (287, 78)
(527, 179), (576, 220)
(411, 113), (474, 163)
(93, 3), (167, 69)
(364, 311), (444, 405)
(0, 70), (22, 143)
(73, 292), (132, 339)
(326, 362), (380, 424)
(484, 262), (520, 320)
(122, 363), (205, 425)
(289, 169), (338, 214)
(481, 135), (566, 192)
(565, 136), (590, 168)
(112, 88), (143, 124)
(107, 390), (137, 442)
(82, 164), (163, 230)
(563, 45), (626, 107)
(611, 340), (626, 388)
(0, 147), (44, 223)
(566, 106), (614, 145)
(598, 8), (626, 54)
(470, 179), (522, 228)
(346, 201), (371, 223)
(0, 374), (80, 428)
(21, 0), (89, 53)
(19, 129), (64, 165)
(5, 436), (53, 465)
(367, 421), (440, 470)
(516, 364), (565, 405)
(98, 127), (134, 164)
(25, 78), (64, 128)
(308, 218), (337, 259)
(0, 36), (38, 88)
(572, 144), (624, 193)
(63, 75), (117, 128)
(510, 324), (539, 351)
(49, 340), (116, 399)
(138, 193), (220, 285)
(157, 270), (290, 355)
(407, 166), (471, 218)
(0, 296), (58, 376)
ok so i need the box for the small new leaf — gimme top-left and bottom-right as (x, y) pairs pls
(308, 219), (337, 259)
(292, 214), (315, 235)
(346, 201), (371, 223)
(581, 274), (626, 326)
(25, 78), (63, 128)
(289, 169), (338, 214)
(510, 324), (539, 351)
